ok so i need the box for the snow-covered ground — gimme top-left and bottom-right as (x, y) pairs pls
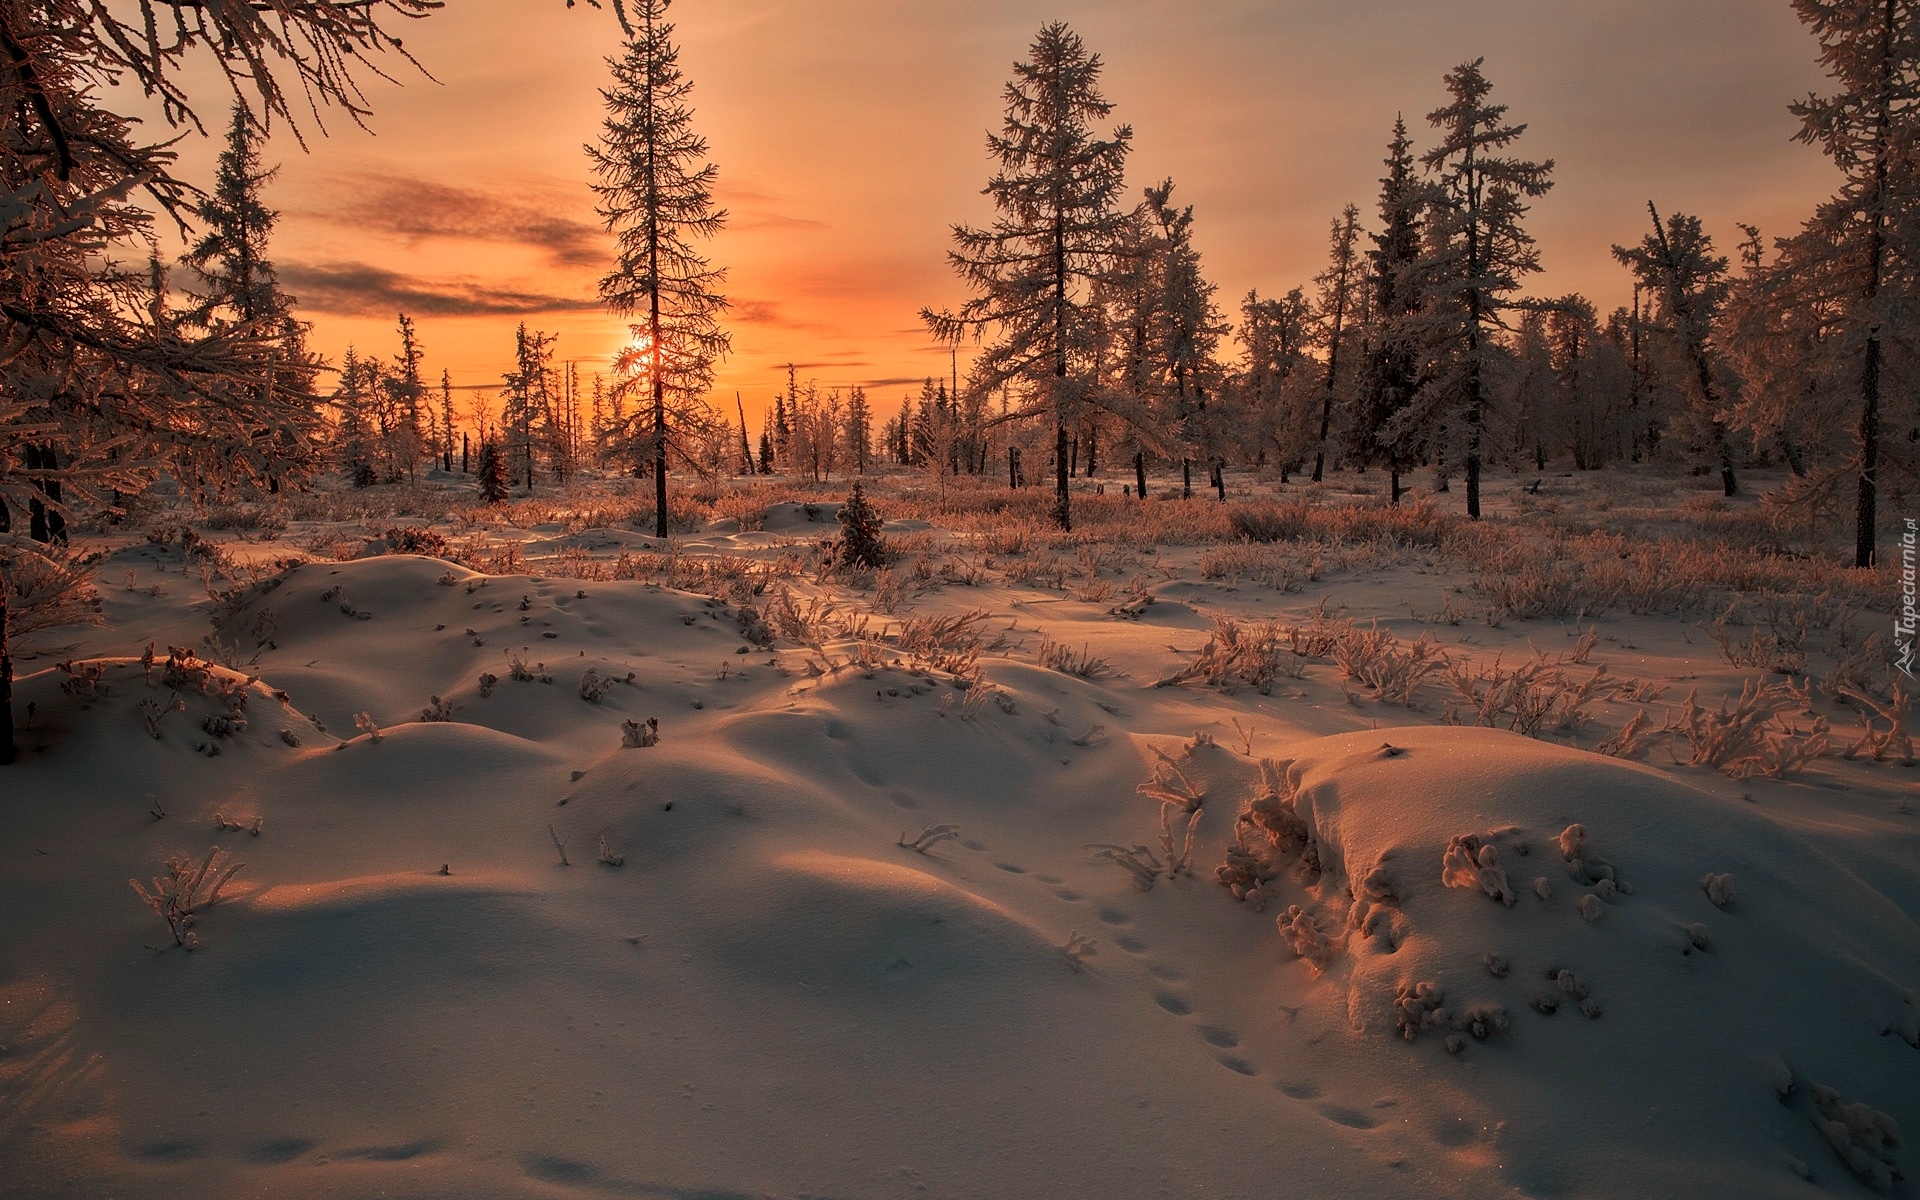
(2, 466), (1914, 1199)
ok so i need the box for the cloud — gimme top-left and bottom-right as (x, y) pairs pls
(299, 172), (609, 269)
(728, 211), (829, 232)
(281, 261), (600, 318)
(731, 300), (782, 324)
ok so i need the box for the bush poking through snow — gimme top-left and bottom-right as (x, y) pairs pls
(1394, 980), (1449, 1041)
(596, 835), (625, 867)
(130, 847), (245, 949)
(1701, 873), (1736, 907)
(1441, 833), (1516, 906)
(579, 667), (633, 703)
(1086, 843), (1163, 890)
(1217, 759), (1318, 908)
(1577, 893), (1606, 921)
(899, 823), (961, 853)
(621, 717), (660, 748)
(1060, 931), (1098, 972)
(1277, 905), (1339, 974)
(1459, 1003), (1511, 1041)
(1810, 1084), (1905, 1193)
(1139, 748), (1205, 877)
(419, 695), (454, 722)
(353, 712), (382, 743)
(214, 813), (262, 836)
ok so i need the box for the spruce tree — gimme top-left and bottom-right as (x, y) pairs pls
(181, 104), (291, 331)
(1785, 0), (1918, 567)
(385, 313), (427, 483)
(925, 22), (1132, 531)
(588, 0), (731, 539)
(1312, 204), (1363, 482)
(1356, 117), (1430, 504)
(1415, 61), (1554, 519)
(1612, 205), (1739, 495)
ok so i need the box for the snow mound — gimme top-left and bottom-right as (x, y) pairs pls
(1238, 725), (1918, 1193)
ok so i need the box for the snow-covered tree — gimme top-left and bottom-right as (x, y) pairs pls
(384, 313), (427, 483)
(0, 0), (464, 764)
(925, 22), (1132, 530)
(1351, 116), (1431, 502)
(844, 386), (873, 474)
(588, 0), (730, 538)
(1311, 204), (1363, 481)
(1407, 61), (1555, 519)
(1613, 205), (1740, 495)
(1780, 0), (1919, 566)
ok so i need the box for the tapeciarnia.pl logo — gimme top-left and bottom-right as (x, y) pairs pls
(1898, 517), (1917, 680)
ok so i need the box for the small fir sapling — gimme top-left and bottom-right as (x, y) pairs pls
(475, 439), (510, 503)
(825, 481), (889, 572)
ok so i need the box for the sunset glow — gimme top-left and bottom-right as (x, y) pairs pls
(174, 0), (1832, 429)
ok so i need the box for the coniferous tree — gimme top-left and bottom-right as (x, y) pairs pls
(384, 313), (427, 483)
(1141, 179), (1227, 488)
(1409, 61), (1554, 519)
(845, 386), (873, 473)
(475, 438), (509, 503)
(589, 0), (730, 538)
(333, 347), (377, 487)
(181, 104), (292, 331)
(925, 22), (1132, 531)
(1613, 205), (1740, 494)
(440, 370), (456, 471)
(1353, 116), (1430, 503)
(1782, 0), (1918, 566)
(1311, 204), (1363, 481)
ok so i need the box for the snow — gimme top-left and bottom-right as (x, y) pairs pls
(2, 476), (1915, 1199)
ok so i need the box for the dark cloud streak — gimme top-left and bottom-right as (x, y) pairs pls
(299, 172), (610, 270)
(281, 261), (600, 318)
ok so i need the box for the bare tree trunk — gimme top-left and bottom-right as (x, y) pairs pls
(1134, 451), (1146, 499)
(1, 572), (14, 766)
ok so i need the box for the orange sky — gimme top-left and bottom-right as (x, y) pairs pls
(159, 0), (1835, 429)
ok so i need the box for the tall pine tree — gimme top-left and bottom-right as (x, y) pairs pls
(589, 0), (730, 538)
(1786, 0), (1918, 567)
(1414, 61), (1554, 519)
(925, 22), (1132, 531)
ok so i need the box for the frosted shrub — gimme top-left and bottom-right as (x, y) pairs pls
(1394, 980), (1448, 1041)
(1218, 759), (1316, 906)
(1276, 905), (1339, 974)
(621, 717), (660, 748)
(1085, 843), (1163, 890)
(1812, 1084), (1904, 1193)
(130, 847), (245, 949)
(353, 711), (382, 743)
(899, 823), (961, 853)
(578, 667), (633, 703)
(1138, 748), (1205, 877)
(1700, 873), (1736, 907)
(1441, 833), (1516, 906)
